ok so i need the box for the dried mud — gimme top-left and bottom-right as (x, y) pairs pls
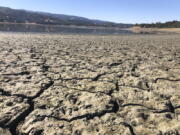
(0, 33), (180, 135)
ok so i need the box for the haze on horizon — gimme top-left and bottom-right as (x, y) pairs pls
(0, 0), (180, 24)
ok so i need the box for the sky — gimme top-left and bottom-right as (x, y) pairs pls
(0, 0), (180, 24)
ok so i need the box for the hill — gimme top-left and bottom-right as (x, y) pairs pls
(0, 6), (132, 28)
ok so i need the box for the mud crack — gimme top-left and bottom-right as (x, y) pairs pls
(120, 122), (136, 135)
(3, 78), (54, 135)
(38, 99), (119, 123)
(154, 78), (180, 83)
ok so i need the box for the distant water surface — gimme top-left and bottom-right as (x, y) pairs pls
(0, 23), (134, 35)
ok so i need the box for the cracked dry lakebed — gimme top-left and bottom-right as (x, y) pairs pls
(0, 33), (180, 135)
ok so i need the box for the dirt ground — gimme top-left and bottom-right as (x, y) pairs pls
(0, 33), (180, 135)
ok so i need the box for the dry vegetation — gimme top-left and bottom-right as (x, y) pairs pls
(130, 26), (180, 34)
(0, 33), (180, 135)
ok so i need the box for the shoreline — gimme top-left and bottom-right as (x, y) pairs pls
(1, 22), (180, 35)
(127, 26), (180, 34)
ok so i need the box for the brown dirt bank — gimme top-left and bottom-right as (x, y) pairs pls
(129, 26), (180, 34)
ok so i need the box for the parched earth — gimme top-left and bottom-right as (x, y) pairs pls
(0, 33), (180, 135)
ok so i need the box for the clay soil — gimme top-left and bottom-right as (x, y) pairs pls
(0, 33), (180, 135)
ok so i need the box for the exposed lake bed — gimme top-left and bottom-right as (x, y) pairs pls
(0, 33), (180, 135)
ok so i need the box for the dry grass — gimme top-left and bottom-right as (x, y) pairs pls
(129, 26), (180, 34)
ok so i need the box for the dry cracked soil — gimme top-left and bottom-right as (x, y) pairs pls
(0, 33), (180, 135)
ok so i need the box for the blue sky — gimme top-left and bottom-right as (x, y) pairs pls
(0, 0), (180, 23)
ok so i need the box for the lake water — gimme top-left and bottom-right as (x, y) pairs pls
(0, 23), (134, 35)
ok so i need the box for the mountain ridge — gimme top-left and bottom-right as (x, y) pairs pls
(0, 6), (132, 28)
